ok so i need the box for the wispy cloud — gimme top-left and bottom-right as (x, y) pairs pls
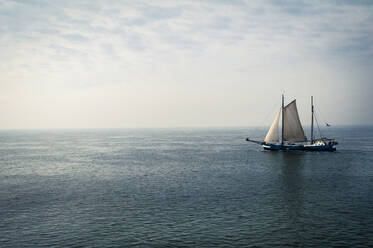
(2, 0), (372, 61)
(1, 0), (373, 128)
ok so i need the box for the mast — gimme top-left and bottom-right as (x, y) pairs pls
(281, 94), (284, 146)
(311, 96), (314, 144)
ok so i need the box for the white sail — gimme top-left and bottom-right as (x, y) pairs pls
(264, 109), (281, 143)
(283, 100), (307, 142)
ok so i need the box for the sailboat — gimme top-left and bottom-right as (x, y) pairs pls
(246, 95), (338, 151)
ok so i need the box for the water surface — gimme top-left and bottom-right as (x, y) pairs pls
(1, 127), (372, 247)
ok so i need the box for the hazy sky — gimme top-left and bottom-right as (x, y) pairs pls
(1, 0), (373, 129)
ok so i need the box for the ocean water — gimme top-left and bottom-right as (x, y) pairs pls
(1, 126), (373, 247)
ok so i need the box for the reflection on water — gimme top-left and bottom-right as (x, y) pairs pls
(1, 128), (373, 247)
(261, 151), (307, 244)
(280, 152), (305, 244)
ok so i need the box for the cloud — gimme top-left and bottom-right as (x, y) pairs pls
(1, 0), (373, 127)
(2, 0), (372, 60)
(62, 33), (90, 42)
(100, 43), (115, 55)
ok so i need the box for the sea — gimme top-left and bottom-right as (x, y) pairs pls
(1, 126), (372, 247)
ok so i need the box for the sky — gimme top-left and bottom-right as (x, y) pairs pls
(1, 0), (373, 129)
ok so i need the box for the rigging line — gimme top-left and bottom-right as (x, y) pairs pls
(314, 111), (323, 138)
(315, 105), (329, 125)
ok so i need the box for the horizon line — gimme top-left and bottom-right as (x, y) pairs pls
(0, 124), (371, 131)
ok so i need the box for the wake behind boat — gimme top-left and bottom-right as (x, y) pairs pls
(247, 95), (338, 151)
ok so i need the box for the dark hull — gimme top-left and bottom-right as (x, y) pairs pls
(303, 145), (336, 151)
(263, 143), (336, 151)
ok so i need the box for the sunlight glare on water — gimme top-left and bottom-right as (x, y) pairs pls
(0, 127), (373, 247)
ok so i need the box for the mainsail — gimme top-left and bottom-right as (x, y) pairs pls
(283, 100), (307, 142)
(264, 109), (281, 143)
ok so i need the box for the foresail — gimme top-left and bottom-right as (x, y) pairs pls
(283, 100), (307, 142)
(264, 109), (281, 143)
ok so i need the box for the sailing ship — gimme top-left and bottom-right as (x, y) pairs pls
(246, 95), (338, 151)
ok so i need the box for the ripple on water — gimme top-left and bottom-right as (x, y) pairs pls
(0, 128), (373, 247)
